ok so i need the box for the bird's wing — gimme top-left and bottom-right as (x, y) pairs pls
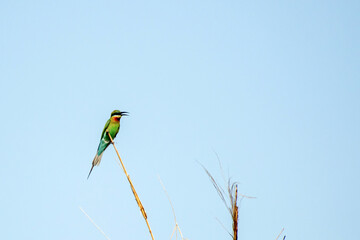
(100, 119), (111, 139)
(96, 119), (111, 154)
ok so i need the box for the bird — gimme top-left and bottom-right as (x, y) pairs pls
(87, 110), (128, 179)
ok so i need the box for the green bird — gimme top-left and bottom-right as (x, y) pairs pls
(87, 110), (128, 179)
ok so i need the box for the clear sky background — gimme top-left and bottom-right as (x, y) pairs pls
(1, 1), (359, 240)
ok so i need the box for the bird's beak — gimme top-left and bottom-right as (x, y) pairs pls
(121, 111), (129, 116)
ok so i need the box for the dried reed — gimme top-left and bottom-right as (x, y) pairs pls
(79, 206), (111, 240)
(158, 176), (185, 240)
(107, 131), (155, 240)
(275, 228), (285, 240)
(202, 164), (255, 240)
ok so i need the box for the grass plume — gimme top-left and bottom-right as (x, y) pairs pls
(201, 163), (255, 240)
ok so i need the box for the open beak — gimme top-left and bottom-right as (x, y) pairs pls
(121, 111), (129, 116)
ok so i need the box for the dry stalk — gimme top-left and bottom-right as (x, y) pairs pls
(158, 176), (184, 240)
(275, 228), (284, 240)
(107, 132), (155, 240)
(201, 164), (255, 240)
(79, 206), (111, 240)
(232, 185), (238, 240)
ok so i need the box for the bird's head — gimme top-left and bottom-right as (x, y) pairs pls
(111, 110), (128, 121)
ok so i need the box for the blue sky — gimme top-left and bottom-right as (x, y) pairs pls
(1, 1), (359, 239)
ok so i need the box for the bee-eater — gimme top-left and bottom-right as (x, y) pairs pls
(87, 110), (128, 179)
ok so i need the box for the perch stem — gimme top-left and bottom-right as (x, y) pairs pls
(107, 132), (154, 240)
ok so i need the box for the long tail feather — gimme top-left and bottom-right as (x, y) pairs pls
(87, 153), (104, 179)
(87, 165), (95, 179)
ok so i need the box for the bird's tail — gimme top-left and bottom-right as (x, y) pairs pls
(87, 153), (104, 179)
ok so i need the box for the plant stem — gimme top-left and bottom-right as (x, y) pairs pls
(107, 132), (155, 240)
(79, 206), (111, 240)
